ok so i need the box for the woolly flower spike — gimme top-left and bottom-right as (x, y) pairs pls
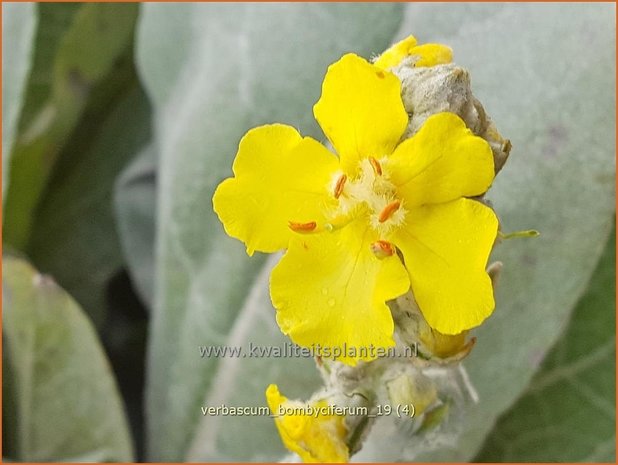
(266, 384), (348, 463)
(374, 34), (453, 69)
(213, 53), (498, 364)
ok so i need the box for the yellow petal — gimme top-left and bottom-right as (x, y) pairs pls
(213, 124), (339, 255)
(388, 112), (494, 208)
(374, 35), (418, 69)
(407, 43), (453, 67)
(392, 199), (498, 334)
(266, 384), (349, 463)
(270, 219), (410, 365)
(419, 326), (474, 360)
(313, 54), (408, 176)
(374, 35), (452, 69)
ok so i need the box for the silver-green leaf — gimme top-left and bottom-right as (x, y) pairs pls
(355, 3), (616, 461)
(136, 3), (404, 460)
(114, 142), (158, 309)
(476, 227), (616, 462)
(2, 256), (133, 461)
(130, 2), (615, 462)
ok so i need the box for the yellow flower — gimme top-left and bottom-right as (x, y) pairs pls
(374, 34), (453, 69)
(213, 52), (498, 364)
(266, 384), (348, 463)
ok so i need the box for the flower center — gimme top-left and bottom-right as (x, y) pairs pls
(327, 157), (407, 235)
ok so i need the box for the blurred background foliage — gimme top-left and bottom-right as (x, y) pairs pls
(2, 2), (615, 462)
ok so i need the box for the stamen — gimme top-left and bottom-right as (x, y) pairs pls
(288, 221), (317, 233)
(333, 174), (347, 199)
(378, 200), (401, 223)
(371, 240), (395, 258)
(369, 157), (382, 176)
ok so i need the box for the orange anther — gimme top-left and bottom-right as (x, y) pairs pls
(370, 240), (395, 258)
(288, 221), (317, 233)
(378, 200), (401, 223)
(369, 157), (382, 176)
(333, 174), (347, 199)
